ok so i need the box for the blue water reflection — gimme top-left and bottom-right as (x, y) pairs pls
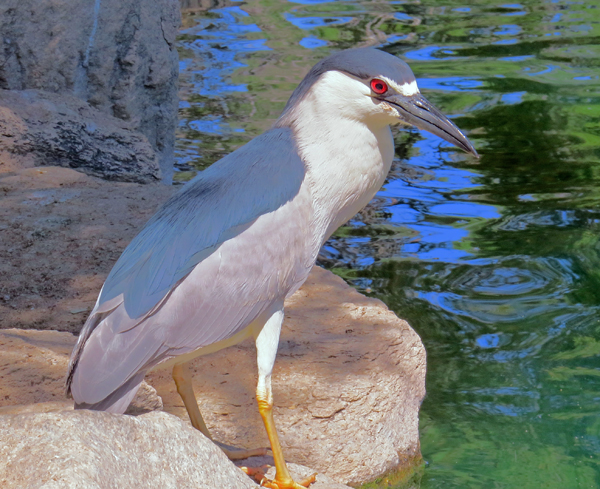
(176, 6), (271, 175)
(289, 0), (341, 4)
(395, 12), (413, 22)
(416, 77), (483, 92)
(299, 37), (328, 49)
(404, 46), (462, 61)
(179, 7), (269, 97)
(500, 91), (525, 104)
(495, 25), (521, 36)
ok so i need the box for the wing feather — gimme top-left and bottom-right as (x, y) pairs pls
(100, 127), (306, 319)
(68, 127), (316, 408)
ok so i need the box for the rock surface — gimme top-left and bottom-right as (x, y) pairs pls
(0, 0), (180, 181)
(0, 89), (160, 182)
(0, 166), (175, 333)
(0, 410), (350, 489)
(0, 270), (424, 486)
(0, 271), (425, 485)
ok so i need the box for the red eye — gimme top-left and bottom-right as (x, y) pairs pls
(370, 79), (388, 94)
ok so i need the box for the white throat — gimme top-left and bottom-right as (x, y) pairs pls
(283, 70), (395, 245)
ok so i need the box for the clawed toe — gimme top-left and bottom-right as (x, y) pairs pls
(298, 473), (317, 487)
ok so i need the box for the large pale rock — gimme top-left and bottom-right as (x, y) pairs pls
(0, 89), (160, 182)
(0, 0), (180, 181)
(0, 411), (256, 489)
(0, 333), (349, 488)
(148, 267), (426, 485)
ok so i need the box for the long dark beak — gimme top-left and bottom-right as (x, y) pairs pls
(384, 94), (479, 158)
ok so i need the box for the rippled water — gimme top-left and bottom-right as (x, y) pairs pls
(176, 1), (600, 487)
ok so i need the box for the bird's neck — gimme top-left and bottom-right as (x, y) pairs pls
(285, 96), (395, 245)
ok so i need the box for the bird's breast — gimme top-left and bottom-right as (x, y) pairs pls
(297, 121), (394, 244)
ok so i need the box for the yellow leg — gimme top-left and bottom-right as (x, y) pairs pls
(172, 362), (267, 460)
(173, 362), (211, 437)
(257, 392), (316, 489)
(253, 309), (316, 489)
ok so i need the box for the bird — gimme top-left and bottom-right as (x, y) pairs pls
(66, 47), (477, 489)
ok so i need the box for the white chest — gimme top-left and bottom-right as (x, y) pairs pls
(276, 69), (398, 248)
(297, 119), (394, 244)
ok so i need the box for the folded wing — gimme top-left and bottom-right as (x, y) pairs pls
(67, 128), (313, 409)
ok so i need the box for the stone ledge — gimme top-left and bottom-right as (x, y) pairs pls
(0, 410), (351, 489)
(0, 89), (161, 183)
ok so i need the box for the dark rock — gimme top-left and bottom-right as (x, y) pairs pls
(0, 0), (180, 182)
(0, 89), (160, 182)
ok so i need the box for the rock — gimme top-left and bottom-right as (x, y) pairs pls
(0, 166), (176, 333)
(0, 411), (255, 489)
(125, 381), (163, 415)
(0, 328), (162, 415)
(272, 465), (351, 489)
(236, 458), (354, 489)
(0, 331), (349, 488)
(0, 89), (161, 182)
(0, 0), (180, 182)
(148, 266), (426, 485)
(0, 410), (351, 489)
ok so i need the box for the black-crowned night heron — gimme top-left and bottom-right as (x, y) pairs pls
(66, 48), (477, 488)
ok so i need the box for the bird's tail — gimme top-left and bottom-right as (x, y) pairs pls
(65, 309), (146, 414)
(73, 371), (146, 413)
(65, 300), (164, 414)
(65, 310), (105, 397)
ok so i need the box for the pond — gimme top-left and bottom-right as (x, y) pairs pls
(176, 0), (600, 487)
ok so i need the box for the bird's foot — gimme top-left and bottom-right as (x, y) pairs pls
(258, 473), (317, 489)
(215, 441), (268, 460)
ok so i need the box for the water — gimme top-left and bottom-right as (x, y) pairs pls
(176, 1), (600, 487)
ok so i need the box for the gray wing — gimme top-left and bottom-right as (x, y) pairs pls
(100, 127), (306, 319)
(67, 128), (314, 407)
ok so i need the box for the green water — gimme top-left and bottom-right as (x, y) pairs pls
(176, 1), (600, 487)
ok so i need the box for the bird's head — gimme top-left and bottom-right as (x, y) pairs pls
(279, 48), (478, 158)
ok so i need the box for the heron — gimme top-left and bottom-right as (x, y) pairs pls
(66, 47), (477, 489)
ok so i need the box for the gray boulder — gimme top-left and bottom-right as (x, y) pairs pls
(0, 410), (351, 489)
(0, 89), (160, 182)
(0, 0), (180, 182)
